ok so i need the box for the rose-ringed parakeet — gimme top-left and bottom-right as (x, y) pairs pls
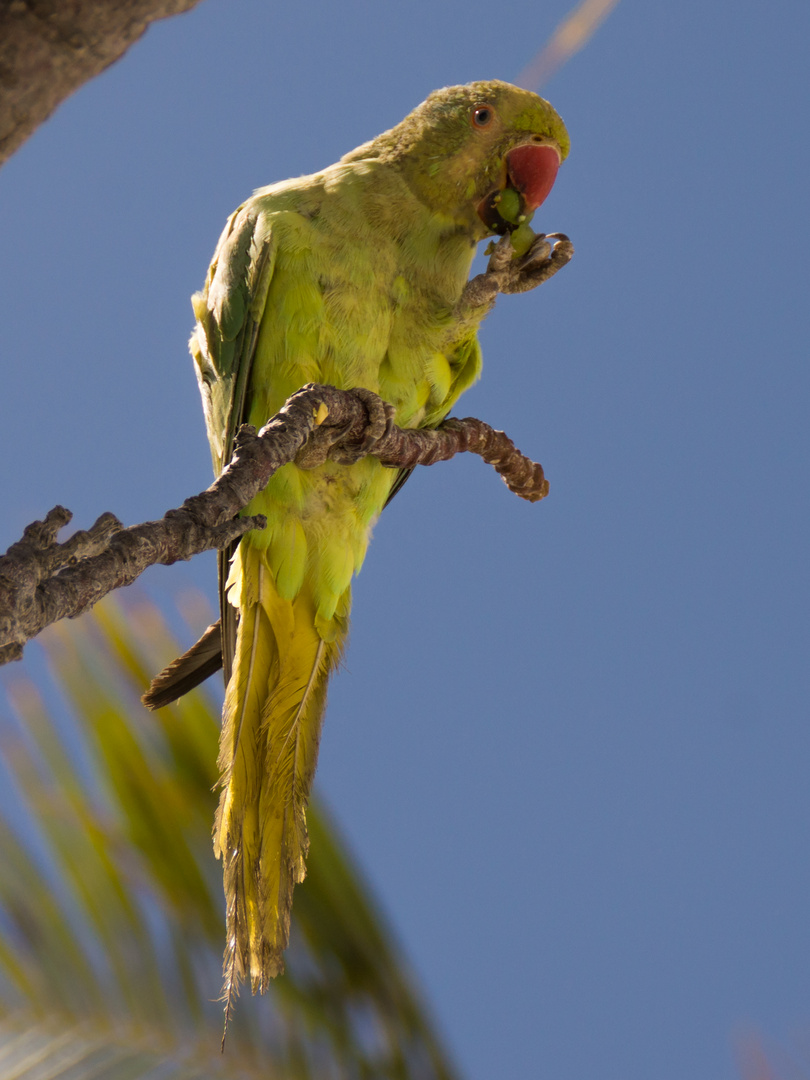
(149, 80), (571, 1002)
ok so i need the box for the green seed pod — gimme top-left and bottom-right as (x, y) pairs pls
(510, 221), (536, 258)
(497, 187), (522, 225)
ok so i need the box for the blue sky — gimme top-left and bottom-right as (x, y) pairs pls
(1, 0), (809, 1077)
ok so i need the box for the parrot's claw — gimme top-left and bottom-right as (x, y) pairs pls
(460, 230), (574, 311)
(294, 388), (396, 468)
(516, 233), (554, 276)
(330, 388), (396, 464)
(493, 231), (574, 295)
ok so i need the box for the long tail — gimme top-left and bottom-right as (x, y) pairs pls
(213, 541), (347, 1011)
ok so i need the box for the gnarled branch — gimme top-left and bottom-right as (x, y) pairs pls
(0, 383), (549, 664)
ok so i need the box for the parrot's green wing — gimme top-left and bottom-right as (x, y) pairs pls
(191, 202), (277, 681)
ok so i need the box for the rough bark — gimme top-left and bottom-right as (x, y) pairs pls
(0, 384), (550, 664)
(0, 0), (205, 168)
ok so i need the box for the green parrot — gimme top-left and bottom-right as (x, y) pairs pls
(148, 80), (571, 1002)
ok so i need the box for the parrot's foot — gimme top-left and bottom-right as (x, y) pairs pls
(294, 388), (396, 468)
(462, 230), (574, 309)
(331, 387), (397, 464)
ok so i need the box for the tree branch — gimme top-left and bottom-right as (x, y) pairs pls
(0, 384), (549, 664)
(0, 0), (205, 169)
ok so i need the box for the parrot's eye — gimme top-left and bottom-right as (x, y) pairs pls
(472, 105), (494, 128)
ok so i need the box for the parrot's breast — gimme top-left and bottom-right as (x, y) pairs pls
(237, 162), (483, 634)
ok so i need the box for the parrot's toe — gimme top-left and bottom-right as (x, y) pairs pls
(517, 234), (553, 274)
(329, 388), (396, 465)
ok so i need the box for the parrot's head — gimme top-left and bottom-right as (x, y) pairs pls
(345, 80), (569, 241)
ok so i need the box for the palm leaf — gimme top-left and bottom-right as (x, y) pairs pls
(0, 593), (459, 1080)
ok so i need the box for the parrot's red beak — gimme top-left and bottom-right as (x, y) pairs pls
(505, 143), (561, 212)
(477, 141), (562, 234)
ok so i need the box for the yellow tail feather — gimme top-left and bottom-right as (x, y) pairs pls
(214, 545), (346, 1003)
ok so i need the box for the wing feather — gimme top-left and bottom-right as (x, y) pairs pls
(190, 201), (277, 682)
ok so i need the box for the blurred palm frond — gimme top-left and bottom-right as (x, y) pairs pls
(0, 594), (458, 1080)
